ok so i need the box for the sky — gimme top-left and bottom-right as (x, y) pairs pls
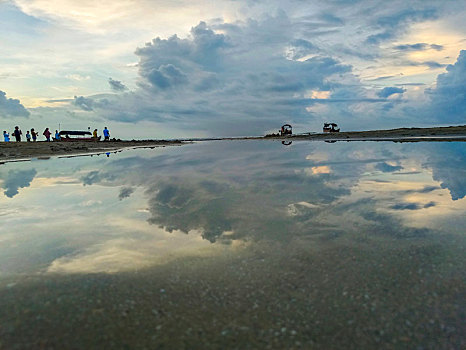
(0, 0), (465, 138)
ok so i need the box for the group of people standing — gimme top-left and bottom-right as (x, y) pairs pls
(3, 126), (111, 142)
(3, 127), (57, 142)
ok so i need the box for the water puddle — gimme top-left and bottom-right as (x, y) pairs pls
(0, 140), (464, 348)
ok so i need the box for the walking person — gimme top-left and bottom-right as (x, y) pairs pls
(103, 127), (110, 141)
(3, 131), (9, 142)
(93, 129), (98, 139)
(43, 128), (51, 142)
(31, 128), (37, 142)
(54, 130), (61, 141)
(13, 126), (22, 142)
(26, 131), (31, 142)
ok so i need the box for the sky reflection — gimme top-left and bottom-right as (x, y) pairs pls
(0, 141), (464, 277)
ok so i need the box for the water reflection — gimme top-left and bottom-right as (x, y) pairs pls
(0, 140), (464, 348)
(0, 141), (464, 275)
(1, 142), (466, 260)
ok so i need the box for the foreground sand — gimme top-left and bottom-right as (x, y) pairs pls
(0, 236), (464, 349)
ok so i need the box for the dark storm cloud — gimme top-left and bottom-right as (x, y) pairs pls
(0, 90), (30, 118)
(376, 87), (405, 98)
(2, 169), (37, 198)
(108, 78), (127, 92)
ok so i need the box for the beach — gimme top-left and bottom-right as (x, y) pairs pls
(1, 125), (465, 162)
(0, 140), (185, 162)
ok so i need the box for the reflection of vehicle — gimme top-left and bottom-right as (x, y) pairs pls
(280, 124), (292, 136)
(281, 140), (293, 146)
(58, 130), (101, 141)
(323, 123), (340, 133)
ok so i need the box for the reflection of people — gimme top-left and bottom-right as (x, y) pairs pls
(26, 131), (31, 142)
(103, 127), (110, 141)
(93, 129), (98, 139)
(54, 130), (61, 141)
(13, 126), (22, 142)
(43, 128), (51, 141)
(3, 131), (9, 142)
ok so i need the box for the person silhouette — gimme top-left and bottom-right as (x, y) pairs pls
(103, 127), (110, 141)
(13, 126), (22, 142)
(43, 128), (51, 141)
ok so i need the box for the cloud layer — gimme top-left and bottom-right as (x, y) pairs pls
(427, 50), (466, 123)
(2, 169), (37, 198)
(2, 1), (465, 137)
(0, 90), (30, 118)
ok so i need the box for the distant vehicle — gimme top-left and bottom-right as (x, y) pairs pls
(280, 124), (292, 136)
(58, 130), (100, 141)
(323, 123), (340, 133)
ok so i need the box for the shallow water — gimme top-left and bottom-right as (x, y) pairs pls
(0, 140), (464, 349)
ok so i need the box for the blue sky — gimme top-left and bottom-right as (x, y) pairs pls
(0, 0), (465, 138)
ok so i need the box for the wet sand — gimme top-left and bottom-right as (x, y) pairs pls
(291, 124), (466, 141)
(0, 235), (464, 349)
(0, 140), (185, 162)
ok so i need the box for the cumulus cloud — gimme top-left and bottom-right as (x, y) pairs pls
(88, 17), (357, 134)
(426, 50), (466, 123)
(0, 90), (30, 118)
(108, 78), (127, 92)
(2, 169), (37, 198)
(20, 2), (462, 135)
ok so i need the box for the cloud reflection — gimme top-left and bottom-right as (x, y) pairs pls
(1, 169), (37, 198)
(0, 140), (464, 276)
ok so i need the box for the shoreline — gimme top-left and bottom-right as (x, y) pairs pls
(1, 125), (465, 161)
(0, 140), (186, 163)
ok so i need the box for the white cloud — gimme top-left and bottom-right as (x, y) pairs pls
(66, 74), (90, 81)
(3, 0), (466, 136)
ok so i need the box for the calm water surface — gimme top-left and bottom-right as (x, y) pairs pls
(0, 141), (464, 349)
